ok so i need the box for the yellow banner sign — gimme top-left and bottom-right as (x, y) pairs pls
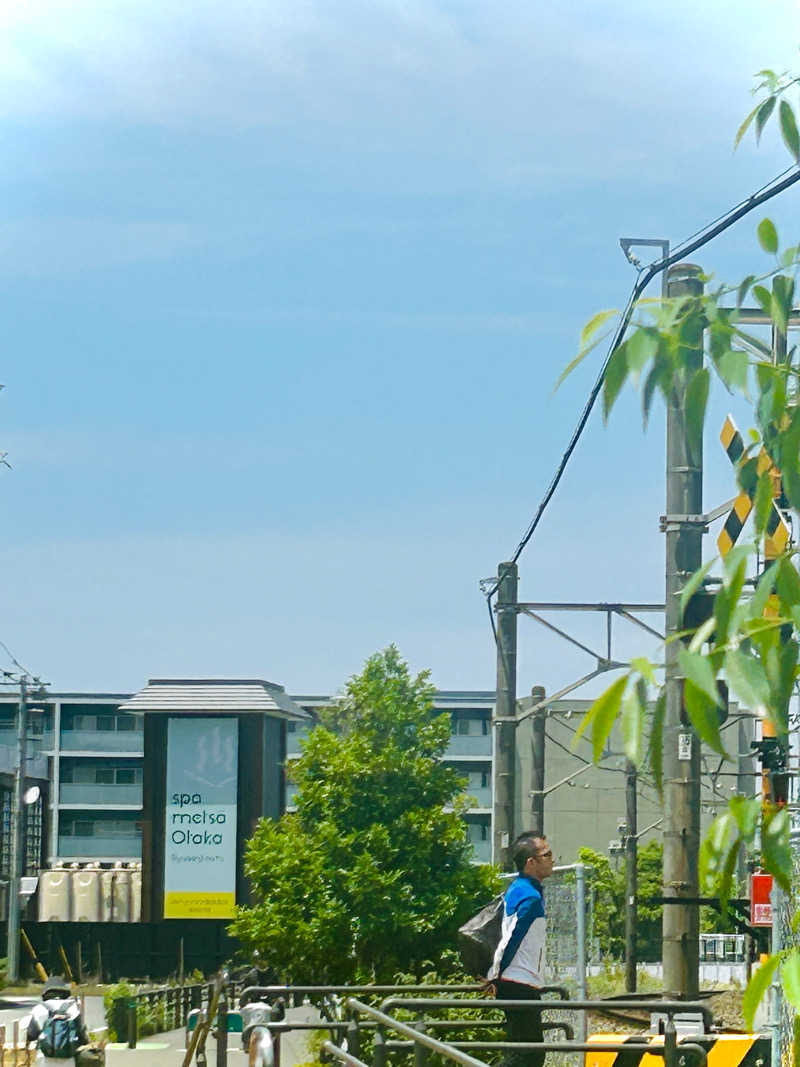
(164, 891), (236, 919)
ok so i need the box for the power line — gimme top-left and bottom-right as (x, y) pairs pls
(0, 640), (33, 680)
(484, 161), (800, 606)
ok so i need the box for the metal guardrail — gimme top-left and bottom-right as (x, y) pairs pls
(342, 998), (709, 1067)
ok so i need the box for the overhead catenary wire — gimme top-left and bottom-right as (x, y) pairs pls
(485, 161), (800, 613)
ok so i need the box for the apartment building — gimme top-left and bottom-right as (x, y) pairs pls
(0, 687), (757, 871)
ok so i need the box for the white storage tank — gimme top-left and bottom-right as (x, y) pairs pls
(38, 866), (71, 922)
(113, 863), (131, 923)
(100, 868), (116, 922)
(130, 863), (142, 923)
(72, 864), (101, 922)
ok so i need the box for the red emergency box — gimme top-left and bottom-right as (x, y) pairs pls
(750, 871), (773, 926)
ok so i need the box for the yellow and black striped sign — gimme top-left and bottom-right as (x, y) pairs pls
(717, 415), (790, 558)
(586, 1032), (770, 1067)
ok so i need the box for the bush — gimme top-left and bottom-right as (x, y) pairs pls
(103, 980), (168, 1041)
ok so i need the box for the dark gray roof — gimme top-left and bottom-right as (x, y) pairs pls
(119, 678), (308, 719)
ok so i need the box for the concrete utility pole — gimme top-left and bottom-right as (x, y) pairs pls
(493, 561), (518, 870)
(624, 760), (638, 992)
(531, 686), (546, 835)
(662, 263), (704, 999)
(7, 675), (28, 983)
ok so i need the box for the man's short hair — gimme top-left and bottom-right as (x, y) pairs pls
(513, 835), (548, 873)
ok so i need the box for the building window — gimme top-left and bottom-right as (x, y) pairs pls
(116, 768), (136, 785)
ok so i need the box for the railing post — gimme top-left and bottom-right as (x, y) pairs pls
(346, 1017), (361, 1060)
(413, 1014), (429, 1067)
(664, 1017), (677, 1067)
(373, 1026), (387, 1067)
(128, 998), (138, 1049)
(216, 991), (228, 1067)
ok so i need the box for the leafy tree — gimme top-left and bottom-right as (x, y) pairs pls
(568, 68), (800, 1023)
(230, 646), (498, 983)
(579, 843), (663, 961)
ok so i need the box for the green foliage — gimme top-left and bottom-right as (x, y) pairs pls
(231, 646), (499, 983)
(577, 843), (665, 961)
(565, 63), (800, 1019)
(103, 980), (168, 1041)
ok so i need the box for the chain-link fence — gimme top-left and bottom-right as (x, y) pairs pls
(777, 832), (800, 1067)
(542, 864), (593, 1067)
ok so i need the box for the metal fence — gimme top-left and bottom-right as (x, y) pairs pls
(776, 832), (800, 1067)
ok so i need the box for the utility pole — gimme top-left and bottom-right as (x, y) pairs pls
(531, 686), (546, 835)
(493, 561), (518, 870)
(7, 675), (28, 983)
(662, 263), (704, 999)
(624, 760), (638, 992)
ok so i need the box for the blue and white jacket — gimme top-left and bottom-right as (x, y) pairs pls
(488, 875), (546, 987)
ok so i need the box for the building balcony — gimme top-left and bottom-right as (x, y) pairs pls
(59, 783), (143, 806)
(58, 836), (142, 859)
(60, 730), (143, 753)
(446, 735), (492, 757)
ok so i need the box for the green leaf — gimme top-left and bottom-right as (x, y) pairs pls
(602, 342), (629, 422)
(754, 471), (774, 535)
(683, 680), (726, 756)
(755, 96), (776, 142)
(716, 349), (749, 393)
(621, 678), (646, 764)
(729, 795), (761, 841)
(762, 806), (791, 892)
(572, 675), (628, 762)
(736, 275), (756, 306)
(750, 565), (778, 620)
(724, 649), (770, 717)
(758, 218), (779, 255)
(753, 284), (772, 314)
(625, 328), (659, 376)
(649, 689), (666, 798)
(743, 954), (780, 1030)
(782, 950), (800, 1011)
(699, 810), (736, 889)
(680, 560), (715, 622)
(679, 647), (721, 706)
(734, 103), (761, 149)
(772, 274), (794, 338)
(581, 309), (619, 347)
(685, 367), (709, 465)
(630, 656), (656, 685)
(776, 557), (800, 606)
(556, 332), (608, 389)
(779, 99), (800, 162)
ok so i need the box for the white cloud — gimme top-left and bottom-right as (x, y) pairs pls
(2, 1), (797, 154)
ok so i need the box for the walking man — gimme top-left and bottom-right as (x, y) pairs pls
(488, 835), (555, 1067)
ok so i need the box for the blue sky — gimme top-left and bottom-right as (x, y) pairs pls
(1, 1), (799, 696)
